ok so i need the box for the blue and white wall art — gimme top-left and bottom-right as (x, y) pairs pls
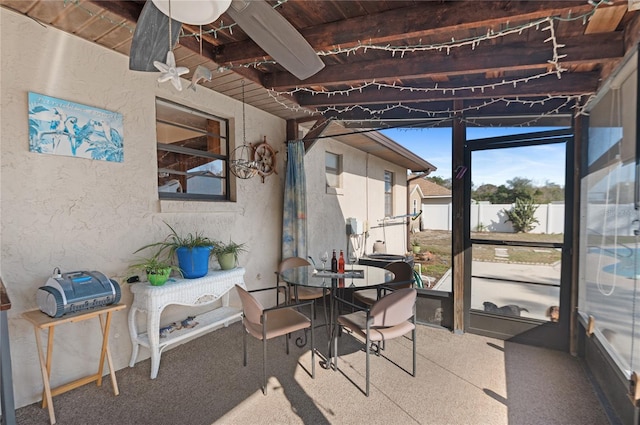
(28, 92), (124, 162)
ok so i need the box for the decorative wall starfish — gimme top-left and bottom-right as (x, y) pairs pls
(153, 51), (189, 91)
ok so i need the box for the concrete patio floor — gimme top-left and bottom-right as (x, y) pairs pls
(14, 317), (611, 425)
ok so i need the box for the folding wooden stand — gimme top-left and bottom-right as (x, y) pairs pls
(23, 304), (125, 425)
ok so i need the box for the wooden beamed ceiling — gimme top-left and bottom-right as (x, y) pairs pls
(3, 0), (639, 125)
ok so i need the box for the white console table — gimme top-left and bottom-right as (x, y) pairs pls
(128, 268), (245, 379)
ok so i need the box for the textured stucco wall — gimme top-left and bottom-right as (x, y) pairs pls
(1, 8), (285, 408)
(305, 137), (409, 259)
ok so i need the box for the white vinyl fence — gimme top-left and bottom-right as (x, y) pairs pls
(422, 202), (566, 234)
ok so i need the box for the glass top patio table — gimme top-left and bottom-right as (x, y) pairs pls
(279, 265), (395, 289)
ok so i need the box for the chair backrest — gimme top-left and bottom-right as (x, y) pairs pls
(235, 285), (263, 325)
(370, 287), (417, 327)
(278, 257), (310, 273)
(384, 261), (415, 288)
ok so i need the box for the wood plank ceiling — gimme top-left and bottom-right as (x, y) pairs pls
(2, 0), (639, 129)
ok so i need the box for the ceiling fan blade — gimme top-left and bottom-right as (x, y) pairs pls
(227, 0), (324, 80)
(129, 1), (182, 72)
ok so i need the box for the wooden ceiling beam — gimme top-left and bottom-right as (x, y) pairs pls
(213, 1), (591, 66)
(302, 118), (331, 151)
(297, 72), (601, 107)
(266, 32), (623, 89)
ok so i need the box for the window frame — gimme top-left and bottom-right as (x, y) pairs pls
(155, 98), (230, 202)
(384, 170), (394, 217)
(325, 151), (342, 190)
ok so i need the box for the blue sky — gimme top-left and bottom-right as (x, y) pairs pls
(381, 127), (567, 187)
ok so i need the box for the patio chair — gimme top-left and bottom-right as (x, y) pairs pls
(235, 284), (315, 395)
(353, 261), (414, 306)
(334, 287), (417, 396)
(276, 257), (329, 320)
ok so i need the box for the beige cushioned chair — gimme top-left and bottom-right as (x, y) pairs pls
(236, 284), (315, 395)
(353, 261), (414, 306)
(276, 257), (329, 320)
(334, 287), (417, 396)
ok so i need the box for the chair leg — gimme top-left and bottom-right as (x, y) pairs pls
(262, 316), (268, 395)
(243, 326), (247, 367)
(365, 333), (370, 397)
(322, 289), (329, 326)
(336, 321), (340, 370)
(262, 338), (267, 395)
(310, 303), (315, 378)
(412, 327), (416, 377)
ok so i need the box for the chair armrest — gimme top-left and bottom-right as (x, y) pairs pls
(263, 299), (314, 313)
(248, 285), (281, 294)
(333, 293), (368, 313)
(262, 299), (315, 326)
(249, 284), (290, 305)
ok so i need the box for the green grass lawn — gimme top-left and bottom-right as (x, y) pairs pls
(412, 230), (565, 283)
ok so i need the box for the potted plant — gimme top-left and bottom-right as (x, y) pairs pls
(411, 239), (421, 254)
(128, 255), (182, 286)
(212, 240), (247, 270)
(135, 222), (215, 279)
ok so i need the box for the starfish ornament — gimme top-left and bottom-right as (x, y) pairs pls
(154, 51), (189, 91)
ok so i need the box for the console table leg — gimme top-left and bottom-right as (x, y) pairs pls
(150, 350), (161, 380)
(147, 310), (162, 379)
(127, 307), (139, 367)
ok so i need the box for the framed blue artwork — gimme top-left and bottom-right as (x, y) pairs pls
(28, 92), (123, 162)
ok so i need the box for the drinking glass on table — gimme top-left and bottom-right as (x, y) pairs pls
(348, 252), (358, 271)
(320, 251), (329, 271)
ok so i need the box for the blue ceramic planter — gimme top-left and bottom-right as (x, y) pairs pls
(176, 246), (212, 279)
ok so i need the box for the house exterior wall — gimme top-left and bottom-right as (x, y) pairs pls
(306, 138), (409, 260)
(0, 9), (285, 408)
(424, 197), (452, 205)
(409, 187), (422, 232)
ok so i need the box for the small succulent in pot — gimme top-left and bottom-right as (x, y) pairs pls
(127, 255), (182, 286)
(212, 240), (247, 270)
(410, 239), (421, 254)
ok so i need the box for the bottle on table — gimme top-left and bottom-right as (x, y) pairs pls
(338, 250), (345, 273)
(331, 249), (338, 272)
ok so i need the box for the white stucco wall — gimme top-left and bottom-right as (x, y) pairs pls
(1, 8), (285, 408)
(305, 137), (409, 259)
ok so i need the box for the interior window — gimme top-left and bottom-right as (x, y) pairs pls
(325, 151), (342, 189)
(155, 98), (230, 201)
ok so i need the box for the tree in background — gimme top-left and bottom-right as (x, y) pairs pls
(472, 177), (563, 204)
(503, 197), (540, 233)
(425, 175), (452, 190)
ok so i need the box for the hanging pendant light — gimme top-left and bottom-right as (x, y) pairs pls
(230, 80), (259, 179)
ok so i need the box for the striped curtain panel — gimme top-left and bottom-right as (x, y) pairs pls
(282, 140), (307, 259)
